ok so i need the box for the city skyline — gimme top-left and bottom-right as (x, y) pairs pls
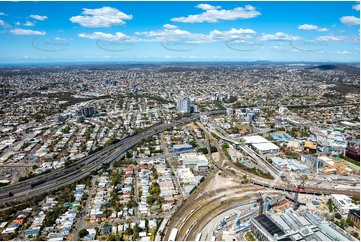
(0, 1), (360, 63)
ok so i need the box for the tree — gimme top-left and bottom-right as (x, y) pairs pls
(78, 229), (89, 238)
(125, 227), (133, 235)
(335, 213), (342, 220)
(133, 224), (140, 240)
(346, 218), (354, 227)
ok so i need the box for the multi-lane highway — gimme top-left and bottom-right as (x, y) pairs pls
(0, 110), (226, 205)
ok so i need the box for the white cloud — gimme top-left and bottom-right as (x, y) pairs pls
(340, 16), (360, 26)
(298, 24), (318, 30)
(315, 35), (344, 41)
(298, 24), (328, 32)
(29, 14), (48, 21)
(336, 51), (351, 55)
(163, 24), (178, 29)
(24, 21), (35, 27)
(196, 3), (221, 11)
(136, 28), (198, 42)
(317, 28), (329, 32)
(15, 22), (21, 26)
(259, 32), (300, 41)
(78, 31), (138, 42)
(352, 4), (360, 11)
(70, 6), (132, 27)
(209, 28), (256, 41)
(10, 28), (46, 35)
(54, 37), (72, 41)
(0, 12), (7, 16)
(0, 20), (6, 27)
(171, 4), (261, 23)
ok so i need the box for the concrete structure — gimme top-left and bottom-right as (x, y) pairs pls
(243, 135), (280, 154)
(250, 212), (357, 241)
(330, 194), (359, 214)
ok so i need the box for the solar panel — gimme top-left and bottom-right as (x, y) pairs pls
(255, 214), (285, 237)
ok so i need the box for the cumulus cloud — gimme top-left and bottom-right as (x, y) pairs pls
(171, 4), (261, 23)
(0, 12), (7, 16)
(259, 32), (300, 41)
(10, 28), (46, 35)
(78, 31), (139, 42)
(340, 16), (360, 26)
(70, 6), (132, 27)
(0, 20), (7, 27)
(163, 24), (178, 29)
(196, 3), (221, 11)
(298, 24), (328, 32)
(29, 15), (48, 21)
(24, 21), (35, 27)
(352, 4), (360, 11)
(315, 35), (344, 41)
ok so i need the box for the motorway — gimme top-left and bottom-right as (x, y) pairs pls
(0, 110), (226, 205)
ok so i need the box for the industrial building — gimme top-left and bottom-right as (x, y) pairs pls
(179, 153), (209, 169)
(172, 144), (193, 152)
(250, 212), (358, 241)
(271, 157), (311, 173)
(243, 135), (280, 154)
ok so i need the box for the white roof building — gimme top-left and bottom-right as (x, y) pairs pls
(243, 135), (280, 154)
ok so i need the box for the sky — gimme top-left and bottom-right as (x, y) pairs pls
(0, 1), (359, 63)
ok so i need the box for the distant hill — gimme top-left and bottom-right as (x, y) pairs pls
(310, 64), (359, 73)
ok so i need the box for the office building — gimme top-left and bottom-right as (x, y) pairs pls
(330, 194), (359, 214)
(177, 96), (191, 113)
(250, 212), (357, 241)
(81, 106), (95, 117)
(226, 108), (234, 116)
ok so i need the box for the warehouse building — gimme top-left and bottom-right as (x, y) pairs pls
(243, 135), (280, 154)
(179, 153), (209, 169)
(172, 144), (193, 151)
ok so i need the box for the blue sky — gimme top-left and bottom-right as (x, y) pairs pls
(0, 1), (359, 63)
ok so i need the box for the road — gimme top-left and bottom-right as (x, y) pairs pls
(72, 176), (97, 241)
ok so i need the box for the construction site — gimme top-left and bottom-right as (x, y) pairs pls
(193, 180), (359, 241)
